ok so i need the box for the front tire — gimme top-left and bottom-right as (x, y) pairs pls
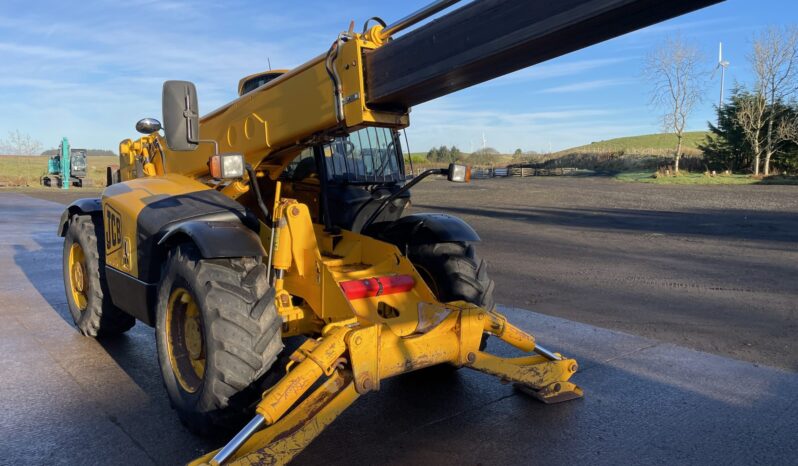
(408, 242), (495, 311)
(155, 244), (283, 435)
(62, 214), (135, 337)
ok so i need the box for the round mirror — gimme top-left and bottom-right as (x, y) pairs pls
(136, 118), (162, 134)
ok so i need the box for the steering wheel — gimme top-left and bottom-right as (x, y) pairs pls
(373, 141), (397, 178)
(292, 157), (317, 181)
(344, 141), (356, 156)
(329, 140), (357, 177)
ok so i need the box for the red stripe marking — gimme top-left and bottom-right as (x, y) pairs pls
(340, 275), (415, 300)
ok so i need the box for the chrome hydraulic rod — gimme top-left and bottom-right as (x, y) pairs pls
(212, 415), (265, 465)
(379, 0), (462, 40)
(534, 344), (562, 361)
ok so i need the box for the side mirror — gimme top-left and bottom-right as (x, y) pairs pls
(135, 118), (162, 134)
(447, 163), (471, 183)
(162, 80), (199, 151)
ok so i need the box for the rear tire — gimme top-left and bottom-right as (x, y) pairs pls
(62, 214), (135, 337)
(408, 241), (495, 351)
(155, 244), (283, 435)
(408, 242), (495, 311)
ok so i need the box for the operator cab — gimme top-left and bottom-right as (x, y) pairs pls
(70, 149), (88, 177)
(238, 70), (288, 96)
(280, 126), (410, 232)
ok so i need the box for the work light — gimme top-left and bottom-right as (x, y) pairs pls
(447, 163), (471, 183)
(209, 153), (245, 179)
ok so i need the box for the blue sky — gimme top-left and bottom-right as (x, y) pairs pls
(0, 0), (795, 154)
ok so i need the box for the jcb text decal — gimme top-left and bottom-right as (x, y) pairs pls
(105, 205), (123, 254)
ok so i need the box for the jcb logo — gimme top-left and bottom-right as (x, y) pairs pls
(105, 205), (123, 254)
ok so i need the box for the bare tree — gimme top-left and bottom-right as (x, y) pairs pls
(777, 110), (798, 147)
(747, 26), (798, 176)
(0, 130), (44, 155)
(645, 36), (705, 173)
(736, 91), (767, 174)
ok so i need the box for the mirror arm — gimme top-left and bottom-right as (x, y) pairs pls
(184, 92), (199, 144)
(360, 168), (446, 233)
(153, 138), (167, 174)
(245, 164), (273, 228)
(199, 139), (219, 155)
(313, 145), (340, 234)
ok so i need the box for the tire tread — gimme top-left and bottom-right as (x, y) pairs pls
(63, 214), (135, 337)
(156, 244), (283, 434)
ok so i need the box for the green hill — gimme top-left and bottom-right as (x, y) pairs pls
(41, 148), (116, 157)
(560, 131), (707, 155)
(0, 155), (117, 187)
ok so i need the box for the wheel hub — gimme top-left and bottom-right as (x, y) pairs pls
(166, 287), (206, 393)
(72, 263), (85, 292)
(68, 243), (88, 311)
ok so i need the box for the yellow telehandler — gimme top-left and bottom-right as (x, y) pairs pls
(57, 0), (721, 464)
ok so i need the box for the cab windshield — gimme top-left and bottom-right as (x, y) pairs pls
(324, 127), (403, 184)
(283, 127), (404, 184)
(71, 150), (87, 171)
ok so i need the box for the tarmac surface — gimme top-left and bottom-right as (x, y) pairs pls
(411, 177), (798, 371)
(1, 189), (797, 465)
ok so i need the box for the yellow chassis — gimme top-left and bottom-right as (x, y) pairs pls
(190, 193), (583, 465)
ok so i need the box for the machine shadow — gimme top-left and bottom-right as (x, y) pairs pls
(12, 238), (168, 398)
(413, 203), (798, 245)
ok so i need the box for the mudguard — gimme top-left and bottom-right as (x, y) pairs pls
(57, 198), (102, 236)
(375, 213), (480, 251)
(104, 217), (266, 326)
(158, 219), (266, 259)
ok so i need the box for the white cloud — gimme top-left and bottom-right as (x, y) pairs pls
(0, 2), (329, 150)
(484, 57), (634, 87)
(0, 42), (90, 60)
(404, 96), (644, 153)
(540, 78), (635, 94)
(627, 17), (733, 37)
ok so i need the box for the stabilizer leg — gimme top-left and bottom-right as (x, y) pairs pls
(468, 352), (583, 403)
(190, 327), (353, 466)
(191, 371), (359, 466)
(190, 307), (582, 465)
(469, 310), (584, 403)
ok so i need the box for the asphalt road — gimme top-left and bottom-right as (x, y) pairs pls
(20, 176), (798, 370)
(1, 185), (797, 465)
(409, 177), (798, 371)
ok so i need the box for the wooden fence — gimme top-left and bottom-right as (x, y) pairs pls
(470, 166), (580, 178)
(405, 165), (584, 179)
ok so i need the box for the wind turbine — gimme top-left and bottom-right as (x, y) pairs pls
(715, 42), (730, 121)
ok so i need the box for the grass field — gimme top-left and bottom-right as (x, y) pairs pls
(561, 131), (707, 155)
(615, 171), (798, 185)
(0, 155), (117, 187)
(406, 153), (429, 164)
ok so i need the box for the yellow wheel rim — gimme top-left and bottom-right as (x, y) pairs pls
(166, 287), (206, 393)
(68, 243), (88, 311)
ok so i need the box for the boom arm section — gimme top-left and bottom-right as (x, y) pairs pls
(158, 35), (409, 179)
(365, 0), (723, 108)
(123, 0), (721, 183)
